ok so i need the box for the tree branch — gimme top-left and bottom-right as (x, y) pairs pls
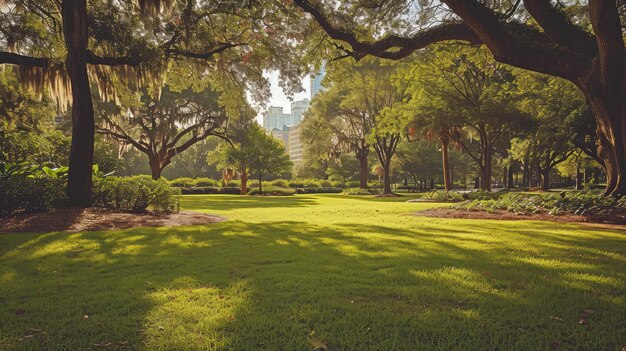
(293, 0), (481, 60)
(85, 50), (143, 66)
(0, 52), (48, 67)
(165, 43), (247, 60)
(522, 0), (597, 57)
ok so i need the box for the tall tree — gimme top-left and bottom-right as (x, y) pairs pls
(0, 0), (305, 206)
(294, 0), (626, 197)
(404, 46), (530, 191)
(96, 84), (228, 180)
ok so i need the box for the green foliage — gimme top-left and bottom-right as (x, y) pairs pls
(194, 178), (219, 187)
(268, 179), (289, 187)
(342, 187), (380, 195)
(287, 179), (322, 188)
(0, 162), (68, 216)
(247, 186), (295, 196)
(169, 177), (197, 188)
(453, 190), (623, 216)
(295, 187), (343, 194)
(93, 176), (180, 213)
(425, 191), (464, 202)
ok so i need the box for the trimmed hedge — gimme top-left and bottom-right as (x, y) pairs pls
(295, 187), (342, 194)
(93, 176), (180, 213)
(342, 188), (380, 195)
(248, 186), (295, 196)
(181, 187), (243, 195)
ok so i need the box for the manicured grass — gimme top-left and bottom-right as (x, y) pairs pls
(1, 194), (625, 350)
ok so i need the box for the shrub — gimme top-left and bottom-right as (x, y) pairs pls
(0, 162), (69, 216)
(248, 186), (295, 196)
(295, 187), (343, 194)
(451, 190), (621, 217)
(93, 176), (180, 213)
(345, 181), (361, 188)
(329, 180), (344, 188)
(181, 187), (220, 195)
(0, 177), (68, 216)
(319, 179), (332, 187)
(462, 191), (503, 201)
(342, 188), (380, 195)
(288, 179), (321, 188)
(194, 177), (219, 187)
(269, 179), (289, 187)
(169, 177), (196, 188)
(224, 179), (242, 188)
(218, 187), (242, 194)
(425, 190), (465, 202)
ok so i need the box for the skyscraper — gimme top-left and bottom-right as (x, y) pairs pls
(262, 106), (291, 131)
(310, 60), (327, 98)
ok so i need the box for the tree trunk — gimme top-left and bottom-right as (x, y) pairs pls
(576, 158), (583, 190)
(258, 172), (262, 195)
(507, 165), (514, 189)
(148, 156), (164, 180)
(63, 0), (94, 207)
(356, 148), (369, 189)
(382, 160), (392, 195)
(439, 129), (452, 191)
(540, 167), (551, 191)
(479, 151), (493, 191)
(240, 169), (247, 195)
(585, 93), (626, 197)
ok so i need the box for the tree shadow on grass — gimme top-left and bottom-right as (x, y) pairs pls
(180, 194), (319, 211)
(0, 219), (624, 350)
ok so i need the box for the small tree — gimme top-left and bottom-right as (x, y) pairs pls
(211, 123), (291, 195)
(247, 126), (292, 195)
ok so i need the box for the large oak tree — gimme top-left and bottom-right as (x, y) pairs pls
(293, 0), (626, 197)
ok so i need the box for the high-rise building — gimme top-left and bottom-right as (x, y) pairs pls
(290, 99), (310, 126)
(288, 123), (303, 164)
(310, 60), (327, 98)
(270, 125), (290, 152)
(262, 106), (291, 131)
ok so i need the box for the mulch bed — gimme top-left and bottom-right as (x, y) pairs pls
(0, 208), (224, 233)
(415, 207), (626, 227)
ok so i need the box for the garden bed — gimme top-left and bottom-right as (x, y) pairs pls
(415, 207), (626, 225)
(0, 208), (224, 233)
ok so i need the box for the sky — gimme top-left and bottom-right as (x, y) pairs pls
(254, 71), (311, 125)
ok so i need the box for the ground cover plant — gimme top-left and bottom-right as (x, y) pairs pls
(0, 194), (624, 350)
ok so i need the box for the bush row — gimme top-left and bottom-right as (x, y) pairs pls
(452, 190), (626, 216)
(169, 177), (380, 189)
(181, 187), (243, 195)
(342, 188), (381, 195)
(0, 177), (68, 216)
(248, 186), (296, 196)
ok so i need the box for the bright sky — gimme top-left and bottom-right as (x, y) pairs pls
(254, 71), (311, 125)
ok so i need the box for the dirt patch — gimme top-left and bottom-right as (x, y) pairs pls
(415, 207), (626, 229)
(0, 208), (224, 234)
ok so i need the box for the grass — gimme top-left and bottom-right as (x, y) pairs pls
(0, 194), (625, 350)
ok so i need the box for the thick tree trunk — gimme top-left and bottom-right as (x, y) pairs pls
(63, 0), (94, 207)
(148, 154), (170, 180)
(585, 91), (626, 197)
(382, 160), (392, 195)
(356, 148), (369, 189)
(540, 168), (551, 191)
(479, 151), (493, 191)
(439, 130), (452, 192)
(240, 170), (247, 195)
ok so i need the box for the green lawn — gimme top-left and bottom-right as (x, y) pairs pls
(1, 194), (625, 350)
